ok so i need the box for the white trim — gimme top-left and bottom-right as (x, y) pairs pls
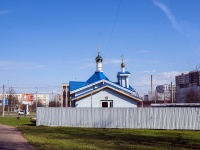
(70, 79), (135, 95)
(118, 74), (131, 76)
(72, 85), (142, 102)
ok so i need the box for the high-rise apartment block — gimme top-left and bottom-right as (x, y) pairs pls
(176, 71), (200, 88)
(175, 70), (200, 102)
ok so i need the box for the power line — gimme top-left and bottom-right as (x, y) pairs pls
(106, 0), (122, 50)
(12, 86), (60, 89)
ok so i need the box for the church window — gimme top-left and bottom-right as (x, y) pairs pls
(101, 100), (113, 107)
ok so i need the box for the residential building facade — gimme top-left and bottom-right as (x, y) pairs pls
(175, 70), (200, 103)
(0, 93), (50, 106)
(156, 84), (176, 102)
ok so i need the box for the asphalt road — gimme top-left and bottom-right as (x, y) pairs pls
(0, 124), (36, 150)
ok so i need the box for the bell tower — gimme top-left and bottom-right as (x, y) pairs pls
(117, 55), (131, 88)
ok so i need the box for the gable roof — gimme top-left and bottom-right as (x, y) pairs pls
(86, 71), (109, 83)
(69, 81), (89, 91)
(70, 72), (109, 92)
(69, 72), (140, 101)
(70, 79), (136, 97)
(72, 85), (142, 102)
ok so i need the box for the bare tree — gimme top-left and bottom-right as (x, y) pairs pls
(30, 99), (44, 112)
(6, 87), (18, 112)
(49, 100), (61, 107)
(184, 88), (200, 103)
(151, 91), (159, 103)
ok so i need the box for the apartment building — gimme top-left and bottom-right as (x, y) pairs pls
(0, 93), (49, 106)
(156, 84), (176, 101)
(175, 70), (200, 102)
(55, 94), (61, 102)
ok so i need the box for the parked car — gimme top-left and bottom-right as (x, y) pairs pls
(18, 110), (30, 115)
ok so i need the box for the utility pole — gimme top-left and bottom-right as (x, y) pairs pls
(35, 87), (38, 112)
(151, 75), (153, 101)
(2, 84), (5, 117)
(91, 92), (93, 108)
(171, 81), (173, 103)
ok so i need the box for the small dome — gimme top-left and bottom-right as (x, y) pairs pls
(121, 62), (125, 68)
(95, 53), (103, 62)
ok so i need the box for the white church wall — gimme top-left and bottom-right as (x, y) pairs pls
(75, 88), (137, 107)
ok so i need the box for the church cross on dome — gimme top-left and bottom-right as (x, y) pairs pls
(121, 54), (124, 62)
(98, 44), (101, 55)
(121, 54), (125, 72)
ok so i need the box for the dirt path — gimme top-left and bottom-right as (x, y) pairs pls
(0, 124), (36, 150)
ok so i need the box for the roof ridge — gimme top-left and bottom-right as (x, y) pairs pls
(86, 72), (109, 83)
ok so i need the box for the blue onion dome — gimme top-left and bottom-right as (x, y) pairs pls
(95, 52), (103, 62)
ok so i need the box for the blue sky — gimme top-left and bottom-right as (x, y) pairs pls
(1, 0), (200, 95)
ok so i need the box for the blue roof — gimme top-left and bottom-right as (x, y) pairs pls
(117, 71), (131, 74)
(86, 71), (109, 84)
(72, 83), (141, 100)
(69, 72), (109, 92)
(69, 81), (89, 91)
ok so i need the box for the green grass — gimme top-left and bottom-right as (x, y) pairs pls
(1, 111), (36, 118)
(0, 117), (34, 127)
(1, 117), (200, 150)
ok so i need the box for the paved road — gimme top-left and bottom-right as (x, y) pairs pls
(0, 124), (36, 150)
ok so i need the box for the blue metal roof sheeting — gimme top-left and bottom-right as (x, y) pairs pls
(69, 72), (135, 93)
(69, 81), (89, 91)
(86, 72), (109, 83)
(117, 71), (131, 74)
(69, 72), (109, 91)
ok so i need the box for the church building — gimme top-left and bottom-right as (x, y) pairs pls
(68, 50), (142, 107)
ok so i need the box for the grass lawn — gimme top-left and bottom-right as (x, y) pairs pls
(1, 117), (200, 150)
(0, 116), (34, 126)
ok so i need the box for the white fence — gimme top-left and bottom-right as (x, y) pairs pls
(36, 107), (200, 130)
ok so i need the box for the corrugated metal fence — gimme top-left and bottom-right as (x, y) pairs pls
(37, 107), (200, 130)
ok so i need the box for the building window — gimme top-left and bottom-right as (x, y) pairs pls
(101, 100), (113, 107)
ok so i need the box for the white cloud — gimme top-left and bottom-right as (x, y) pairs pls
(78, 58), (132, 69)
(33, 65), (47, 69)
(0, 61), (12, 67)
(153, 0), (181, 32)
(149, 60), (161, 64)
(79, 63), (95, 69)
(137, 50), (151, 53)
(143, 69), (156, 73)
(104, 59), (121, 64)
(131, 71), (182, 95)
(0, 61), (46, 69)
